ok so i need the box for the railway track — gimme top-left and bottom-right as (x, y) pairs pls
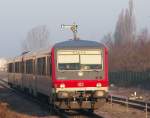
(53, 108), (103, 118)
(0, 78), (103, 118)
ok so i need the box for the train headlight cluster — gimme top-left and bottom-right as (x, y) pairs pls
(57, 92), (69, 98)
(96, 83), (102, 87)
(60, 83), (65, 88)
(95, 90), (105, 97)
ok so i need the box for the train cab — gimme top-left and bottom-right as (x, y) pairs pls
(51, 39), (109, 109)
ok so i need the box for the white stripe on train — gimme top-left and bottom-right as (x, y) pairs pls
(55, 87), (108, 93)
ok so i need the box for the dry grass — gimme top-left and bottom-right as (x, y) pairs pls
(0, 102), (31, 118)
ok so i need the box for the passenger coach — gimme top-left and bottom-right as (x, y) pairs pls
(8, 39), (109, 111)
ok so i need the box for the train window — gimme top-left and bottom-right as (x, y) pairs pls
(80, 55), (103, 70)
(57, 49), (103, 71)
(26, 60), (33, 74)
(19, 62), (21, 72)
(47, 56), (52, 76)
(33, 60), (35, 74)
(37, 57), (46, 75)
(57, 54), (80, 70)
(8, 63), (13, 73)
(21, 62), (24, 73)
(15, 62), (20, 73)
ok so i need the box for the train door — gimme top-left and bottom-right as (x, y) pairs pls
(28, 58), (36, 95)
(8, 62), (14, 87)
(47, 56), (52, 98)
(23, 58), (34, 93)
(32, 58), (37, 96)
(21, 58), (24, 89)
(21, 59), (25, 90)
(36, 55), (51, 96)
(12, 62), (15, 87)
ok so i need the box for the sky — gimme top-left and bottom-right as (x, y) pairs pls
(0, 0), (149, 57)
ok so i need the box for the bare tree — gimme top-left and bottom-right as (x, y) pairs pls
(114, 0), (136, 45)
(108, 0), (137, 71)
(114, 9), (125, 45)
(101, 33), (113, 49)
(22, 25), (50, 52)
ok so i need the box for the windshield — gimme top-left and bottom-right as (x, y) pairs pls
(58, 54), (80, 70)
(57, 49), (103, 71)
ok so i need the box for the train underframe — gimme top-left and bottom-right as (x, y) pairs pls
(51, 90), (108, 111)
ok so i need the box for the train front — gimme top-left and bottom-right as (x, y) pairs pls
(51, 40), (109, 110)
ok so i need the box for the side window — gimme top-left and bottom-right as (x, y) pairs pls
(8, 63), (13, 73)
(26, 60), (33, 74)
(21, 62), (24, 73)
(8, 63), (10, 73)
(37, 57), (46, 75)
(15, 62), (17, 73)
(18, 62), (22, 73)
(33, 60), (35, 74)
(15, 62), (19, 73)
(47, 56), (52, 76)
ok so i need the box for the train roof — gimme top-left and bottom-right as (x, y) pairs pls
(22, 47), (50, 57)
(54, 39), (105, 49)
(9, 40), (105, 61)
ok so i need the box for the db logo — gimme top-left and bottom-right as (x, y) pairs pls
(78, 82), (84, 87)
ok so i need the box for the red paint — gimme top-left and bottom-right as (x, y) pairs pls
(54, 79), (108, 88)
(51, 48), (56, 87)
(104, 48), (109, 81)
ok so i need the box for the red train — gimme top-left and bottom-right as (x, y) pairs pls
(7, 39), (109, 111)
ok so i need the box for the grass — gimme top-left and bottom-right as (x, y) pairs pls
(0, 102), (31, 118)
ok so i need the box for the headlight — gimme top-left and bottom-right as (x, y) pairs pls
(96, 83), (102, 87)
(57, 92), (69, 98)
(60, 83), (65, 88)
(95, 90), (105, 97)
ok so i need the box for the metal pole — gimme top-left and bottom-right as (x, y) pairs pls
(145, 103), (147, 118)
(126, 97), (128, 112)
(73, 31), (77, 40)
(111, 95), (113, 108)
(71, 23), (78, 40)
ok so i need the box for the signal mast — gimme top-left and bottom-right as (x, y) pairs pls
(61, 23), (79, 40)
